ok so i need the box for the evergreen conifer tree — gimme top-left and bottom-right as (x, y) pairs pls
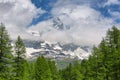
(0, 23), (13, 80)
(35, 56), (52, 80)
(48, 60), (61, 80)
(86, 26), (120, 80)
(14, 36), (28, 80)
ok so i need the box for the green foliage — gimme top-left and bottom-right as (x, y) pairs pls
(0, 23), (13, 80)
(48, 60), (61, 80)
(34, 56), (52, 80)
(71, 61), (83, 80)
(14, 36), (29, 80)
(15, 36), (26, 58)
(60, 61), (83, 80)
(28, 62), (35, 80)
(79, 26), (120, 80)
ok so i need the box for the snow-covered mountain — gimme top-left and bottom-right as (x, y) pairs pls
(23, 40), (91, 60)
(27, 17), (71, 35)
(52, 17), (71, 30)
(24, 17), (92, 60)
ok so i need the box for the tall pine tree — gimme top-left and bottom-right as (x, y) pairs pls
(34, 56), (52, 80)
(85, 26), (120, 80)
(0, 23), (13, 80)
(105, 26), (120, 79)
(14, 36), (28, 80)
(48, 60), (61, 80)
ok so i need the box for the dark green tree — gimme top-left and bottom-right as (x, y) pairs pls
(71, 61), (83, 80)
(0, 23), (13, 80)
(14, 36), (28, 80)
(85, 26), (120, 80)
(60, 61), (83, 80)
(61, 63), (72, 80)
(29, 62), (35, 80)
(34, 56), (52, 80)
(80, 59), (88, 80)
(105, 26), (120, 79)
(48, 60), (61, 80)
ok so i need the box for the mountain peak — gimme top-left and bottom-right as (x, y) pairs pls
(52, 17), (70, 30)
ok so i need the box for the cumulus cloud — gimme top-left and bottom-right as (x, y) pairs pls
(0, 0), (45, 39)
(29, 1), (114, 46)
(51, 5), (113, 45)
(103, 0), (120, 23)
(0, 0), (117, 46)
(108, 9), (120, 22)
(104, 0), (120, 6)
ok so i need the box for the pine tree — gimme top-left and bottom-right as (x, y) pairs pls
(105, 26), (120, 79)
(48, 60), (61, 80)
(14, 36), (28, 80)
(61, 63), (72, 80)
(34, 56), (52, 80)
(91, 46), (106, 80)
(0, 23), (13, 80)
(29, 62), (35, 80)
(80, 59), (88, 80)
(71, 61), (83, 80)
(60, 61), (83, 80)
(87, 26), (120, 80)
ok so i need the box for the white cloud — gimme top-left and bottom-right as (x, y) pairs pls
(108, 10), (120, 21)
(29, 2), (114, 46)
(49, 0), (116, 46)
(0, 0), (117, 46)
(0, 0), (15, 3)
(50, 3), (114, 45)
(0, 0), (45, 39)
(104, 0), (120, 6)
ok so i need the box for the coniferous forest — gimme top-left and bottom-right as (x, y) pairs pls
(0, 23), (120, 80)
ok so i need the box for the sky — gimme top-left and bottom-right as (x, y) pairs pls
(0, 0), (120, 46)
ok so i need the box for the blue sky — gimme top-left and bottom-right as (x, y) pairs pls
(31, 0), (57, 25)
(31, 0), (120, 25)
